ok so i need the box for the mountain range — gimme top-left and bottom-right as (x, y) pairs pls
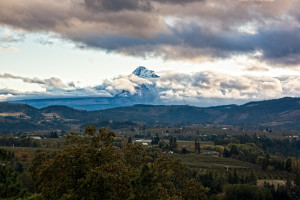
(0, 97), (300, 134)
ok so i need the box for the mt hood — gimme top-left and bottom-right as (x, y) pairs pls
(132, 66), (159, 78)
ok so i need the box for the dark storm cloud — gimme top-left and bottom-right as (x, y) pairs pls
(84, 0), (152, 12)
(84, 0), (202, 12)
(73, 23), (255, 59)
(256, 27), (300, 65)
(79, 23), (300, 66)
(1, 0), (300, 66)
(156, 0), (201, 4)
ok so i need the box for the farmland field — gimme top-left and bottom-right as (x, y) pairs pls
(170, 153), (260, 169)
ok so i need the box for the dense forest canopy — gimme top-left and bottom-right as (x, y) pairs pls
(1, 125), (300, 199)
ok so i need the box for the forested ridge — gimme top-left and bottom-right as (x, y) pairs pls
(1, 126), (300, 200)
(1, 97), (300, 134)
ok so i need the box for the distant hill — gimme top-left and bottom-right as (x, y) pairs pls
(0, 97), (300, 134)
(97, 97), (300, 129)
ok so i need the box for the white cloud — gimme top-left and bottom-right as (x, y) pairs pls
(156, 71), (285, 103)
(0, 70), (299, 107)
(280, 76), (300, 96)
(103, 74), (152, 95)
(0, 94), (13, 101)
(0, 46), (20, 52)
(0, 73), (74, 88)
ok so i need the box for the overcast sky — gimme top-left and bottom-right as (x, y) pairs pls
(1, 0), (300, 105)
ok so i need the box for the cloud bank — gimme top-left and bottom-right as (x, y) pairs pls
(1, 69), (300, 106)
(1, 0), (300, 66)
(0, 73), (74, 88)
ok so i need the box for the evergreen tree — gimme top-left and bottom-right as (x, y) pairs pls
(0, 165), (27, 199)
(230, 144), (238, 155)
(129, 164), (160, 200)
(224, 184), (271, 200)
(169, 136), (177, 152)
(195, 139), (201, 154)
(181, 146), (187, 154)
(223, 148), (230, 157)
(245, 170), (257, 185)
(151, 133), (160, 145)
(128, 136), (132, 144)
(0, 148), (27, 199)
(285, 158), (292, 172)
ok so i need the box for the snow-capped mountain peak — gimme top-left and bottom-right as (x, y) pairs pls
(132, 66), (159, 78)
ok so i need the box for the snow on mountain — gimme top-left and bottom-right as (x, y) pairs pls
(132, 66), (159, 78)
(107, 66), (160, 99)
(131, 67), (159, 97)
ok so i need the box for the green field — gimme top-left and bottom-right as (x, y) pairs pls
(169, 153), (295, 180)
(170, 153), (260, 169)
